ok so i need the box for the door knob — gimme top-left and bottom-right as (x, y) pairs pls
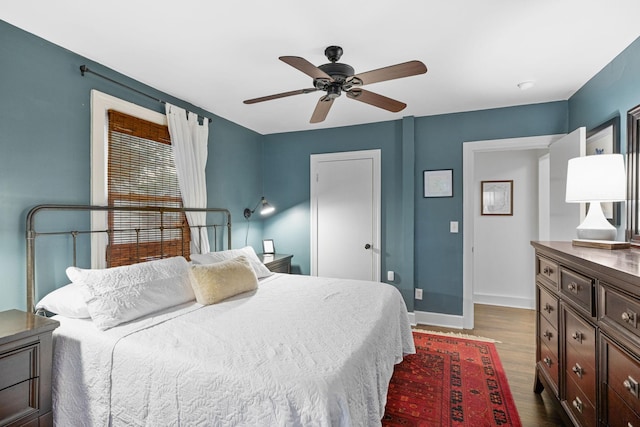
(364, 244), (372, 249)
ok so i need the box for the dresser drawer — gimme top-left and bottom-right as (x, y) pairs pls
(565, 375), (597, 427)
(564, 306), (596, 369)
(0, 378), (38, 424)
(566, 341), (596, 406)
(604, 336), (640, 416)
(539, 315), (559, 355)
(538, 285), (558, 329)
(539, 340), (559, 393)
(0, 344), (38, 391)
(607, 385), (640, 427)
(537, 256), (559, 289)
(561, 268), (595, 316)
(600, 284), (640, 341)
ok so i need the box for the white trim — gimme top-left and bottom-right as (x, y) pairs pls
(414, 310), (465, 329)
(310, 149), (381, 281)
(407, 312), (416, 327)
(462, 134), (562, 329)
(472, 293), (535, 309)
(90, 90), (167, 268)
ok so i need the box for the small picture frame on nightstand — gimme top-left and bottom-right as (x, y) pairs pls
(262, 239), (275, 254)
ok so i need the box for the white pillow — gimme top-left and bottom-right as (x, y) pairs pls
(190, 246), (273, 279)
(189, 255), (258, 305)
(35, 283), (91, 318)
(66, 256), (195, 330)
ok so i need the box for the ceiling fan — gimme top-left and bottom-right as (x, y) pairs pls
(243, 46), (428, 123)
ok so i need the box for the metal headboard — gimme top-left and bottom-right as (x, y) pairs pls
(26, 204), (232, 313)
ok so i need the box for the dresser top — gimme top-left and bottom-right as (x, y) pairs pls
(532, 241), (640, 285)
(0, 309), (59, 346)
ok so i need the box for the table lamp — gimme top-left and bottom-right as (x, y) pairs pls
(565, 154), (626, 243)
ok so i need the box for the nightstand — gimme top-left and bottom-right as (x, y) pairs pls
(0, 310), (59, 427)
(258, 253), (293, 273)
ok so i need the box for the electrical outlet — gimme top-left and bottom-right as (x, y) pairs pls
(450, 221), (459, 233)
(387, 271), (395, 281)
(415, 288), (423, 300)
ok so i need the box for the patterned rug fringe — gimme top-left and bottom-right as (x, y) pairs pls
(412, 328), (501, 343)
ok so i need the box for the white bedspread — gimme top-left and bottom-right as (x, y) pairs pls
(52, 274), (415, 426)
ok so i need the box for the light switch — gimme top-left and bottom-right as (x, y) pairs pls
(387, 271), (395, 281)
(450, 221), (459, 233)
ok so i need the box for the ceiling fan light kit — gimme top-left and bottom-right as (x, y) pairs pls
(244, 46), (427, 123)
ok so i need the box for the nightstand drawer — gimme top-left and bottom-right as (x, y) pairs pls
(0, 344), (38, 391)
(0, 378), (38, 424)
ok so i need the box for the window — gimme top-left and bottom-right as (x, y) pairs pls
(91, 90), (189, 267)
(106, 110), (189, 266)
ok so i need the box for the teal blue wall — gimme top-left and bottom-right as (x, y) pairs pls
(0, 20), (263, 311)
(569, 36), (640, 153)
(262, 102), (568, 315)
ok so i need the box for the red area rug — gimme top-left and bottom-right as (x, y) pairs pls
(383, 331), (522, 426)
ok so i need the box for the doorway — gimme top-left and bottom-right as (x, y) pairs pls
(462, 135), (562, 329)
(310, 149), (381, 281)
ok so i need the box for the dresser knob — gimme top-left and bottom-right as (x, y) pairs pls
(572, 397), (583, 414)
(543, 357), (552, 367)
(621, 311), (636, 324)
(543, 331), (553, 340)
(543, 266), (551, 275)
(571, 331), (583, 343)
(568, 282), (579, 293)
(623, 375), (639, 398)
(544, 303), (553, 313)
(572, 363), (583, 379)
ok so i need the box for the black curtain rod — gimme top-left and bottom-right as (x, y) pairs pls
(79, 65), (212, 123)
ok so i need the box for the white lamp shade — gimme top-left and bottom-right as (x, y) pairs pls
(565, 154), (626, 203)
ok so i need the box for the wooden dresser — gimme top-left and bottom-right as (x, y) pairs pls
(0, 310), (59, 427)
(532, 241), (640, 427)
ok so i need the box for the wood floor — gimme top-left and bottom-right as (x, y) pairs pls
(415, 304), (567, 426)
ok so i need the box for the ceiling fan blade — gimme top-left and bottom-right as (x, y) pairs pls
(243, 88), (317, 104)
(310, 96), (335, 123)
(280, 56), (334, 81)
(351, 60), (427, 86)
(346, 89), (406, 112)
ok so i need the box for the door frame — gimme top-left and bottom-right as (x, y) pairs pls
(310, 149), (381, 280)
(462, 135), (562, 329)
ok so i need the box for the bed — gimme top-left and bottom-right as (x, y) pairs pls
(27, 204), (414, 426)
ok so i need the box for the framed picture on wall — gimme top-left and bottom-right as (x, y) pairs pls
(423, 169), (453, 198)
(481, 180), (513, 215)
(586, 116), (621, 225)
(262, 239), (275, 254)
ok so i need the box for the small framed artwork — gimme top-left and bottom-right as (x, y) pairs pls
(423, 169), (453, 198)
(481, 180), (513, 216)
(262, 239), (275, 254)
(586, 116), (621, 225)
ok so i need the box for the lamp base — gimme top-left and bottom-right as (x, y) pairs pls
(575, 202), (616, 241)
(572, 239), (630, 250)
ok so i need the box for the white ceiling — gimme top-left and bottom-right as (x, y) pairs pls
(4, 1), (640, 135)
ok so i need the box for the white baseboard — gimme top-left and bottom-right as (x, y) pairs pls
(407, 311), (416, 326)
(473, 293), (535, 309)
(412, 310), (465, 329)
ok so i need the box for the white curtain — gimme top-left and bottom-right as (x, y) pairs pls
(165, 103), (210, 254)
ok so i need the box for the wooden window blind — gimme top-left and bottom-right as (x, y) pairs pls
(107, 110), (190, 266)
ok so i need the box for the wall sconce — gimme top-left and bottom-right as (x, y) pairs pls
(565, 154), (626, 241)
(244, 197), (275, 219)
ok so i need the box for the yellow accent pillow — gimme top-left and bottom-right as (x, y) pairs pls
(189, 255), (258, 305)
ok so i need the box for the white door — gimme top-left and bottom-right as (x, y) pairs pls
(548, 127), (586, 240)
(310, 150), (381, 281)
